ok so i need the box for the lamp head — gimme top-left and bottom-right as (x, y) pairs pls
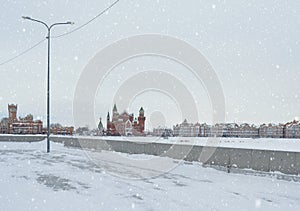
(66, 21), (75, 25)
(22, 16), (31, 20)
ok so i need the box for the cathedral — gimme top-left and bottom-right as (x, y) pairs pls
(106, 104), (145, 136)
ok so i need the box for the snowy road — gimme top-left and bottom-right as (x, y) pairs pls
(1, 141), (300, 210)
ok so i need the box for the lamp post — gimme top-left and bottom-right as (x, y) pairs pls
(22, 16), (74, 153)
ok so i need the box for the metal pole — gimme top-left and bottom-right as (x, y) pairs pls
(22, 16), (73, 153)
(47, 28), (50, 153)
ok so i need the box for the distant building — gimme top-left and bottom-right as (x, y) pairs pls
(208, 123), (239, 137)
(239, 123), (259, 138)
(173, 119), (201, 137)
(75, 126), (91, 136)
(152, 126), (173, 137)
(106, 104), (146, 136)
(0, 104), (43, 134)
(224, 123), (240, 137)
(42, 123), (74, 136)
(172, 121), (294, 138)
(259, 123), (284, 138)
(97, 118), (104, 135)
(0, 118), (9, 134)
(199, 123), (212, 137)
(284, 120), (300, 138)
(0, 104), (73, 135)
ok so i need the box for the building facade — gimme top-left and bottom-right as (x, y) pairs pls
(0, 104), (73, 135)
(42, 126), (74, 136)
(259, 123), (284, 138)
(106, 104), (146, 136)
(173, 119), (201, 137)
(284, 120), (300, 138)
(0, 104), (43, 134)
(172, 120), (300, 139)
(152, 127), (173, 137)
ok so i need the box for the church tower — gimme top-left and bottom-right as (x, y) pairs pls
(8, 104), (17, 123)
(98, 117), (104, 131)
(106, 112), (110, 131)
(98, 117), (104, 135)
(112, 103), (118, 122)
(138, 107), (145, 134)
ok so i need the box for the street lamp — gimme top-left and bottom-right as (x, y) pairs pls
(22, 16), (74, 153)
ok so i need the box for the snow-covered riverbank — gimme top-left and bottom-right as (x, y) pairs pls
(1, 141), (300, 210)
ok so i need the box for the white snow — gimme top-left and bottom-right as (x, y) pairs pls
(0, 140), (300, 210)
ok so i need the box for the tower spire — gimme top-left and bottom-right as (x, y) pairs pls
(98, 117), (103, 130)
(113, 103), (117, 112)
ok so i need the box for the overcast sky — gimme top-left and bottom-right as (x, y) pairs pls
(0, 0), (299, 130)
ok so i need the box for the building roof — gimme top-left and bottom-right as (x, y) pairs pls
(121, 111), (129, 116)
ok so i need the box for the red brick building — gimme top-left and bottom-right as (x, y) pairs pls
(42, 126), (74, 136)
(2, 104), (43, 134)
(0, 104), (73, 135)
(106, 104), (145, 136)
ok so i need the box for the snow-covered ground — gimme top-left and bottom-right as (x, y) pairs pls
(1, 140), (300, 210)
